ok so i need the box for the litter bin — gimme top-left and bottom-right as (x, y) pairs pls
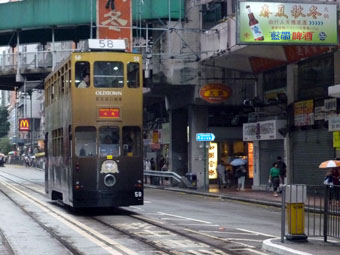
(285, 184), (308, 241)
(186, 173), (197, 189)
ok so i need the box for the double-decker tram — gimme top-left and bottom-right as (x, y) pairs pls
(44, 39), (143, 208)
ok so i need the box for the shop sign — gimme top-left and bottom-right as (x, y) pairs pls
(199, 84), (232, 103)
(97, 0), (132, 51)
(333, 131), (340, 148)
(328, 115), (340, 131)
(237, 1), (338, 45)
(208, 142), (218, 180)
(314, 98), (337, 121)
(243, 120), (285, 141)
(294, 100), (314, 126)
(19, 118), (30, 131)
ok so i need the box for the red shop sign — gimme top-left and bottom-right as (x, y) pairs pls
(199, 84), (232, 103)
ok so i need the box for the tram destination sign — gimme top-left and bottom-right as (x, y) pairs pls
(196, 133), (215, 142)
(237, 1), (338, 45)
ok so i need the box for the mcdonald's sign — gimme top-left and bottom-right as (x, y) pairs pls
(19, 118), (30, 131)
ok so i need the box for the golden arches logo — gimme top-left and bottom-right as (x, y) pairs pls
(19, 118), (30, 131)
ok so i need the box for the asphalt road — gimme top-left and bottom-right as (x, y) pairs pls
(0, 164), (278, 255)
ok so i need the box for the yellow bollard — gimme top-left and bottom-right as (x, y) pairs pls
(285, 185), (308, 241)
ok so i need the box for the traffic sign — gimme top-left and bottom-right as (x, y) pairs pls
(196, 133), (215, 142)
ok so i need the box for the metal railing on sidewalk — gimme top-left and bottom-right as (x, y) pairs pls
(281, 184), (340, 243)
(143, 170), (195, 189)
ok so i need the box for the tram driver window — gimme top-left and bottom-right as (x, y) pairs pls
(94, 61), (123, 88)
(75, 61), (90, 88)
(123, 126), (141, 156)
(127, 62), (140, 88)
(99, 127), (120, 157)
(75, 127), (96, 157)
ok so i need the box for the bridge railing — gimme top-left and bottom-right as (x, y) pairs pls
(0, 49), (75, 72)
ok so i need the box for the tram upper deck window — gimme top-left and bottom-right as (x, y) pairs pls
(99, 127), (120, 157)
(94, 62), (123, 88)
(127, 62), (140, 88)
(75, 62), (90, 88)
(75, 127), (96, 157)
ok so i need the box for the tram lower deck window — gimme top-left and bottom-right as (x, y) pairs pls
(75, 127), (96, 157)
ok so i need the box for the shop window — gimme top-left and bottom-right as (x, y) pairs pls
(202, 1), (227, 30)
(263, 67), (287, 101)
(298, 55), (334, 100)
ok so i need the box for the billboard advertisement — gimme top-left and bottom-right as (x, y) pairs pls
(237, 1), (338, 45)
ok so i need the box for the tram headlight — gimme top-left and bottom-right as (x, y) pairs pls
(101, 160), (119, 174)
(104, 174), (116, 187)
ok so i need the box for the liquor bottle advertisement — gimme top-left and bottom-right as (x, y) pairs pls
(237, 1), (338, 45)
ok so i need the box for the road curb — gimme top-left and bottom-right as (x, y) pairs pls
(145, 185), (282, 208)
(262, 238), (312, 255)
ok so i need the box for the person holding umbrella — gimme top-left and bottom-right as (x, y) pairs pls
(231, 158), (247, 191)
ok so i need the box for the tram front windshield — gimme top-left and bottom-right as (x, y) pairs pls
(99, 126), (120, 157)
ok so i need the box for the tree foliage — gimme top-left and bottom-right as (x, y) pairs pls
(0, 137), (11, 154)
(0, 106), (9, 138)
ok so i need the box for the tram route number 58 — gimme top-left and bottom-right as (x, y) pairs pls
(88, 39), (127, 51)
(134, 191), (143, 198)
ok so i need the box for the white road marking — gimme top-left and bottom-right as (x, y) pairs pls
(129, 206), (143, 211)
(178, 224), (219, 227)
(200, 231), (258, 235)
(157, 212), (211, 224)
(236, 228), (277, 238)
(0, 178), (139, 255)
(235, 248), (269, 255)
(184, 228), (255, 248)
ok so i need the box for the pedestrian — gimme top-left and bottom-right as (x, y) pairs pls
(150, 158), (158, 185)
(269, 163), (280, 197)
(24, 155), (30, 167)
(235, 164), (247, 191)
(225, 166), (233, 188)
(216, 161), (226, 189)
(276, 156), (287, 185)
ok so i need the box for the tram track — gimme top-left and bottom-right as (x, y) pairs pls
(0, 170), (271, 255)
(0, 226), (15, 255)
(0, 188), (83, 255)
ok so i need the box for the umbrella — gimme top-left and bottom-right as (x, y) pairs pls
(230, 158), (247, 166)
(0, 153), (5, 157)
(319, 160), (340, 168)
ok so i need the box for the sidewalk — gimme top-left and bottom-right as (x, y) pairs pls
(145, 184), (340, 255)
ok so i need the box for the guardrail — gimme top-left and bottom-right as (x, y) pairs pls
(143, 170), (194, 189)
(281, 185), (340, 243)
(0, 49), (75, 72)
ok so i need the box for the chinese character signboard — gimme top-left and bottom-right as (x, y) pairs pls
(19, 118), (30, 131)
(294, 100), (314, 126)
(98, 108), (120, 119)
(243, 120), (285, 141)
(199, 84), (232, 103)
(208, 142), (218, 179)
(97, 0), (132, 51)
(237, 1), (338, 45)
(329, 116), (340, 132)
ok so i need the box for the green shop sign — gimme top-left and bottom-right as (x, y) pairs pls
(237, 1), (338, 45)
